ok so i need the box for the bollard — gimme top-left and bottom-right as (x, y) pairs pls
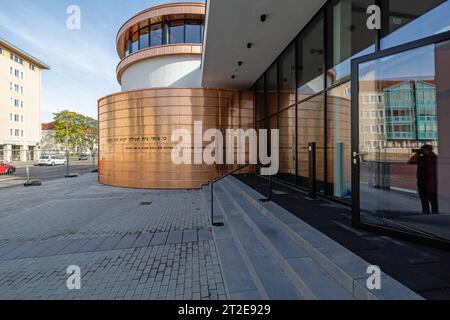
(308, 142), (317, 200)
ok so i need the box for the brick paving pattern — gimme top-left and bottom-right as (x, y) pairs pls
(0, 174), (226, 300)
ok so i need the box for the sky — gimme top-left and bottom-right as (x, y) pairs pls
(0, 0), (202, 122)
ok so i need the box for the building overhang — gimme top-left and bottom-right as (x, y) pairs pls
(201, 0), (326, 90)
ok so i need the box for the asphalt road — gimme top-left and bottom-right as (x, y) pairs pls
(14, 160), (97, 182)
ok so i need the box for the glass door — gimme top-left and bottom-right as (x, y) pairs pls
(352, 32), (450, 245)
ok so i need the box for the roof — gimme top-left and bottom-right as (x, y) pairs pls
(0, 37), (50, 70)
(41, 122), (55, 130)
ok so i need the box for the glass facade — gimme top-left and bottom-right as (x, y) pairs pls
(124, 19), (204, 56)
(326, 0), (377, 85)
(357, 39), (450, 243)
(381, 0), (449, 49)
(250, 0), (450, 246)
(251, 0), (449, 205)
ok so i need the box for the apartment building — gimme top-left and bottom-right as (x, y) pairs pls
(0, 38), (49, 162)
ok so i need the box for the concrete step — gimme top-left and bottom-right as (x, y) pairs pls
(213, 186), (305, 300)
(216, 179), (353, 300)
(224, 176), (424, 300)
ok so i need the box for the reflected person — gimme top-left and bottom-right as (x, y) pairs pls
(409, 145), (438, 214)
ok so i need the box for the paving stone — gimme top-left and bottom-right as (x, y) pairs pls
(18, 240), (57, 259)
(183, 230), (198, 243)
(58, 239), (90, 255)
(79, 237), (108, 253)
(96, 236), (124, 252)
(0, 174), (225, 300)
(0, 242), (41, 260)
(133, 233), (154, 248)
(198, 229), (213, 241)
(150, 232), (169, 246)
(114, 234), (139, 250)
(166, 231), (183, 245)
(38, 239), (75, 257)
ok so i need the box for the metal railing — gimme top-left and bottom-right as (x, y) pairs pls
(209, 164), (252, 227)
(0, 148), (98, 187)
(209, 164), (275, 227)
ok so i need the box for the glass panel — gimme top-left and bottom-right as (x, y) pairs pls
(125, 39), (131, 56)
(381, 0), (448, 49)
(327, 0), (376, 85)
(266, 62), (278, 117)
(327, 82), (352, 200)
(185, 20), (203, 43)
(131, 32), (139, 53)
(297, 13), (324, 100)
(139, 26), (149, 50)
(358, 40), (450, 242)
(297, 95), (325, 191)
(150, 23), (163, 46)
(255, 76), (265, 122)
(278, 106), (296, 184)
(170, 20), (185, 44)
(279, 43), (296, 110)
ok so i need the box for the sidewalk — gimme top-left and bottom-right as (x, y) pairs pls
(0, 174), (225, 300)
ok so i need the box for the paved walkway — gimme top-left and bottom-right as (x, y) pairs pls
(0, 174), (226, 300)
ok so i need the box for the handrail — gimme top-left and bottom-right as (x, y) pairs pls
(210, 164), (251, 227)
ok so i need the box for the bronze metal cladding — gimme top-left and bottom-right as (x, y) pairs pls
(98, 88), (255, 189)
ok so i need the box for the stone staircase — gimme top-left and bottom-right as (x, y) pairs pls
(202, 176), (423, 300)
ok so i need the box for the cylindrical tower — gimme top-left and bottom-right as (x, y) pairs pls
(98, 2), (254, 189)
(116, 2), (205, 91)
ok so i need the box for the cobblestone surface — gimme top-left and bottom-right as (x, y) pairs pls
(0, 174), (226, 300)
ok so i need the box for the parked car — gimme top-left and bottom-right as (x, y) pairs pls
(0, 162), (16, 175)
(79, 154), (88, 161)
(37, 156), (66, 166)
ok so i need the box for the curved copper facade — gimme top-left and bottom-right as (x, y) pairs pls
(116, 44), (202, 84)
(98, 88), (254, 189)
(116, 2), (206, 58)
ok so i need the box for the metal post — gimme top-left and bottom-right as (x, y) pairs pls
(211, 182), (214, 225)
(268, 175), (272, 201)
(308, 142), (317, 200)
(25, 150), (30, 183)
(65, 118), (69, 178)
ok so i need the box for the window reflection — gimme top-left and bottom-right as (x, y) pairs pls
(297, 95), (325, 191)
(327, 83), (352, 199)
(381, 0), (448, 49)
(131, 32), (139, 54)
(170, 20), (185, 44)
(326, 0), (376, 85)
(124, 19), (204, 56)
(297, 13), (324, 97)
(139, 26), (149, 49)
(266, 62), (278, 117)
(255, 76), (265, 122)
(185, 20), (203, 43)
(358, 40), (450, 241)
(150, 23), (163, 46)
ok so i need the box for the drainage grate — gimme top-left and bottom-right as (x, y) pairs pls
(140, 202), (153, 206)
